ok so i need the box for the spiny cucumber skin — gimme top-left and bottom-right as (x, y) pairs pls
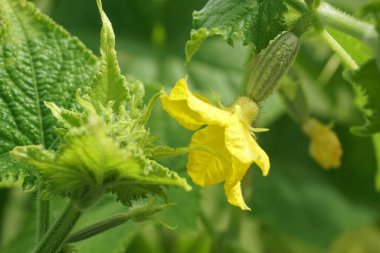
(247, 32), (300, 102)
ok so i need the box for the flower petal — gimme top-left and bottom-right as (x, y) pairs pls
(187, 126), (231, 186)
(160, 92), (204, 130)
(224, 180), (251, 211)
(225, 121), (270, 176)
(160, 79), (232, 130)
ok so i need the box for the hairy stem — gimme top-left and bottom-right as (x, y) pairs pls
(286, 0), (379, 51)
(316, 28), (359, 70)
(317, 2), (378, 46)
(67, 201), (170, 243)
(33, 201), (82, 253)
(37, 179), (49, 240)
(67, 213), (133, 243)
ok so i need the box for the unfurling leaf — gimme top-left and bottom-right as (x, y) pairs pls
(12, 116), (190, 207)
(89, 0), (130, 112)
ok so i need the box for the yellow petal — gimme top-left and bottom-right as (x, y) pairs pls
(160, 92), (204, 130)
(187, 126), (231, 186)
(224, 180), (251, 211)
(224, 157), (251, 210)
(160, 79), (232, 130)
(225, 121), (270, 176)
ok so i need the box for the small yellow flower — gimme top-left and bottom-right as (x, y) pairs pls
(302, 118), (343, 169)
(160, 79), (270, 210)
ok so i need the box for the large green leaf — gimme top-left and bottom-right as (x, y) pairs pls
(345, 60), (380, 136)
(0, 0), (97, 188)
(185, 0), (287, 62)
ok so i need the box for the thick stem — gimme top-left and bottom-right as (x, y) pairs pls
(286, 0), (379, 53)
(317, 28), (359, 70)
(33, 201), (82, 253)
(317, 3), (378, 46)
(37, 179), (50, 240)
(67, 213), (132, 243)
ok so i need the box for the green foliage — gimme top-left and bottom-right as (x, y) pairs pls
(0, 0), (97, 189)
(253, 117), (379, 250)
(1, 195), (140, 253)
(11, 116), (190, 206)
(10, 0), (191, 208)
(345, 60), (380, 136)
(89, 0), (130, 112)
(2, 0), (380, 252)
(185, 0), (287, 62)
(329, 227), (380, 253)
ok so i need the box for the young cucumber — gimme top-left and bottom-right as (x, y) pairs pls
(247, 32), (300, 102)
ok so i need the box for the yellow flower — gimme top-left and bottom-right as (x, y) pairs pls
(160, 79), (270, 210)
(302, 118), (343, 169)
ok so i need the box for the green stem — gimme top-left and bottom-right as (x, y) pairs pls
(67, 201), (170, 243)
(373, 134), (380, 192)
(33, 201), (82, 253)
(317, 3), (378, 46)
(37, 179), (49, 240)
(67, 213), (133, 243)
(317, 54), (341, 86)
(316, 28), (359, 70)
(286, 0), (379, 53)
(199, 211), (214, 235)
(279, 74), (310, 124)
(285, 0), (308, 13)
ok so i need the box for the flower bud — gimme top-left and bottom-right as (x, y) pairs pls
(302, 118), (343, 169)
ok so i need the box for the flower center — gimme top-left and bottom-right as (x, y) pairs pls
(227, 97), (259, 126)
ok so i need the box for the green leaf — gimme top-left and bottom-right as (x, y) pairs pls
(0, 0), (97, 188)
(185, 0), (287, 62)
(345, 60), (380, 135)
(44, 101), (83, 129)
(89, 0), (130, 111)
(0, 157), (35, 190)
(11, 116), (191, 206)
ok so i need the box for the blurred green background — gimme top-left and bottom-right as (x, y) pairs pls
(1, 0), (380, 252)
